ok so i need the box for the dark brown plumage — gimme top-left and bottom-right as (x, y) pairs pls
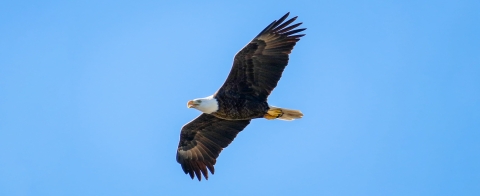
(177, 12), (306, 181)
(218, 12), (306, 102)
(176, 114), (250, 181)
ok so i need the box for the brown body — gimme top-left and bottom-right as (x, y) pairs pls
(212, 93), (269, 120)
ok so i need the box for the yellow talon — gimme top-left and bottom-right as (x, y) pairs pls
(264, 113), (276, 120)
(264, 108), (283, 120)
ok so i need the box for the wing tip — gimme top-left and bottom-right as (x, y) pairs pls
(256, 12), (306, 39)
(179, 159), (215, 181)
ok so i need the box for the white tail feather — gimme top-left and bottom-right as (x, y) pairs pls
(269, 106), (303, 121)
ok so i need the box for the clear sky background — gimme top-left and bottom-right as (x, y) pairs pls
(1, 1), (479, 195)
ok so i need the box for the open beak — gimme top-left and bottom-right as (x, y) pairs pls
(187, 100), (195, 108)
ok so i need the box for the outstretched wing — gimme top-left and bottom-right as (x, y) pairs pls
(176, 114), (251, 181)
(217, 12), (306, 101)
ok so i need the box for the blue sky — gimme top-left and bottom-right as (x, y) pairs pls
(1, 0), (479, 195)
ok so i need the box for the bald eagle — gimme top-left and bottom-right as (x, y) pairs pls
(176, 12), (306, 181)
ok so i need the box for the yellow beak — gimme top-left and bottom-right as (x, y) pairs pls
(187, 100), (195, 108)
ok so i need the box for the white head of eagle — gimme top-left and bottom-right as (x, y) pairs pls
(187, 95), (219, 114)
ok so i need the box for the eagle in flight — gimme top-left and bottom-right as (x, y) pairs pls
(176, 12), (306, 181)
